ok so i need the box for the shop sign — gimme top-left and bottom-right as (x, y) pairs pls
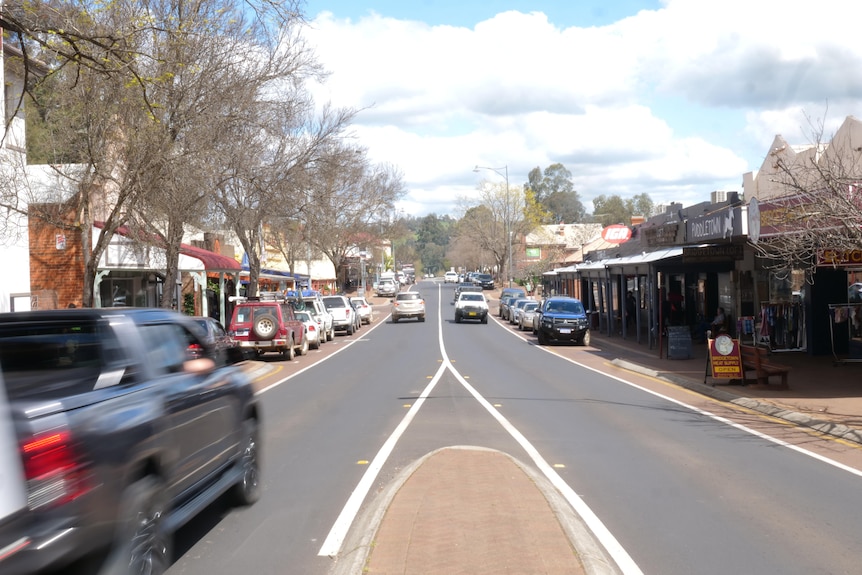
(708, 335), (743, 379)
(683, 244), (744, 262)
(642, 222), (682, 247)
(818, 249), (862, 267)
(601, 225), (632, 244)
(686, 206), (743, 242)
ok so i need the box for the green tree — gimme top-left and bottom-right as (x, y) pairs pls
(525, 163), (585, 223)
(591, 194), (629, 225)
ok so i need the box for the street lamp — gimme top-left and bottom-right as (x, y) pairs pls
(474, 164), (513, 288)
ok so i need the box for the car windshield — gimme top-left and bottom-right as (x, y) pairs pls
(322, 297), (347, 308)
(547, 300), (585, 315)
(295, 311), (312, 322)
(396, 293), (421, 301)
(461, 294), (484, 302)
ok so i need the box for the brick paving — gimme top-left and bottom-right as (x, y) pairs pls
(364, 447), (586, 575)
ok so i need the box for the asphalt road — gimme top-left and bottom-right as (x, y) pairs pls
(166, 280), (862, 575)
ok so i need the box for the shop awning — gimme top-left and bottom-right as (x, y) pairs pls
(575, 247), (683, 278)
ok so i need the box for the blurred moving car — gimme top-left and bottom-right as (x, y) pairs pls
(454, 291), (489, 323)
(192, 316), (245, 364)
(443, 271), (459, 283)
(517, 300), (540, 331)
(350, 296), (374, 324)
(0, 308), (260, 575)
(294, 310), (322, 350)
(391, 292), (426, 322)
(454, 282), (482, 302)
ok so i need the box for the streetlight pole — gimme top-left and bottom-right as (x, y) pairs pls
(474, 164), (512, 288)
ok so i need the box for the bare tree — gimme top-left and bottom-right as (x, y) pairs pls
(305, 151), (405, 290)
(750, 117), (862, 281)
(456, 181), (545, 282)
(213, 103), (357, 296)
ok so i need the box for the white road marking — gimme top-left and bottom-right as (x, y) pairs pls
(316, 285), (644, 574)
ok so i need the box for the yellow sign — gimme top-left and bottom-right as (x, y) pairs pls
(708, 335), (743, 379)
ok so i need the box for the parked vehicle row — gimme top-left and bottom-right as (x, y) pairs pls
(228, 291), (371, 360)
(494, 292), (591, 346)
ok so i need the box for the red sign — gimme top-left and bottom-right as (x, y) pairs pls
(601, 225), (631, 244)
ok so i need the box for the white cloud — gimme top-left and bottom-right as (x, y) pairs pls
(301, 1), (862, 217)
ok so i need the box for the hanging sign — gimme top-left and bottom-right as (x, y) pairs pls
(708, 334), (743, 379)
(601, 225), (631, 244)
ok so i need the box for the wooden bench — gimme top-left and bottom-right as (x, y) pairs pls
(739, 345), (790, 388)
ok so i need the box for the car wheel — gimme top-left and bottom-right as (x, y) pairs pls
(481, 315), (488, 324)
(231, 419), (261, 506)
(537, 330), (548, 345)
(284, 337), (295, 361)
(298, 335), (308, 356)
(347, 323), (355, 334)
(579, 329), (591, 346)
(311, 338), (320, 350)
(419, 315), (425, 322)
(98, 476), (171, 575)
(392, 316), (399, 323)
(253, 315), (277, 339)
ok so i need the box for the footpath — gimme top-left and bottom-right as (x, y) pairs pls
(335, 288), (862, 575)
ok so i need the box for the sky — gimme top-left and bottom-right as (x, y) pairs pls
(300, 0), (862, 219)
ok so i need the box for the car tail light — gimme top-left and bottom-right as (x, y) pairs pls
(21, 431), (90, 509)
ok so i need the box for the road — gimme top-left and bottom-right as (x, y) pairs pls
(166, 280), (862, 575)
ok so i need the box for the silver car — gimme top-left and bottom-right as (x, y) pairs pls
(517, 300), (540, 331)
(391, 292), (426, 323)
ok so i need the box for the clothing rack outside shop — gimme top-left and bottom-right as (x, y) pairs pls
(757, 301), (806, 352)
(828, 303), (862, 365)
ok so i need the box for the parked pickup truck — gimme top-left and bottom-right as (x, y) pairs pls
(0, 308), (261, 575)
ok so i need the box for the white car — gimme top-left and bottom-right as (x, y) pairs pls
(444, 271), (459, 283)
(305, 297), (334, 342)
(294, 310), (321, 349)
(350, 296), (374, 324)
(454, 291), (489, 323)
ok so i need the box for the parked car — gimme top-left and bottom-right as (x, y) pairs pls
(500, 295), (523, 321)
(376, 278), (399, 297)
(391, 292), (426, 322)
(535, 295), (591, 345)
(323, 294), (360, 335)
(509, 298), (536, 325)
(454, 291), (489, 323)
(443, 271), (459, 283)
(472, 273), (495, 289)
(0, 308), (260, 575)
(499, 287), (527, 317)
(294, 310), (322, 350)
(517, 300), (540, 331)
(303, 296), (334, 342)
(228, 295), (307, 359)
(350, 296), (375, 324)
(192, 316), (245, 364)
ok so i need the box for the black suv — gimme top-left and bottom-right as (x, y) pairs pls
(535, 296), (591, 346)
(473, 273), (495, 289)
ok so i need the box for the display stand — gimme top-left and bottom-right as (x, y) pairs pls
(758, 301), (806, 352)
(828, 303), (862, 365)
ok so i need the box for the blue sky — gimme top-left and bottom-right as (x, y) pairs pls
(300, 0), (862, 217)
